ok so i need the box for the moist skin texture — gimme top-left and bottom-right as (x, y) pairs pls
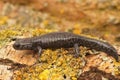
(13, 32), (119, 61)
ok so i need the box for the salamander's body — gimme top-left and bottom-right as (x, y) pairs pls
(13, 32), (119, 61)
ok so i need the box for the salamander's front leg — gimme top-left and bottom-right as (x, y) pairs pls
(32, 46), (42, 65)
(74, 43), (80, 57)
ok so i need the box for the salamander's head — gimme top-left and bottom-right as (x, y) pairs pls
(13, 38), (33, 50)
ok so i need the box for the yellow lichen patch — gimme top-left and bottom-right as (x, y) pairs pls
(0, 16), (8, 25)
(73, 23), (81, 34)
(71, 77), (77, 80)
(39, 69), (50, 80)
(13, 49), (85, 80)
(43, 20), (49, 27)
(0, 29), (20, 48)
(50, 72), (63, 80)
(32, 28), (57, 36)
(0, 30), (19, 39)
(114, 61), (120, 75)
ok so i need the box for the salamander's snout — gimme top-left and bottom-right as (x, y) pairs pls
(13, 41), (33, 50)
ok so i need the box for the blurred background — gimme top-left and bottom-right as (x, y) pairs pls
(0, 0), (120, 45)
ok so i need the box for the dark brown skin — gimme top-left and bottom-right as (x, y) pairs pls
(13, 32), (119, 61)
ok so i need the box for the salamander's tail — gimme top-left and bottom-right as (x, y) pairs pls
(96, 41), (119, 62)
(83, 37), (119, 62)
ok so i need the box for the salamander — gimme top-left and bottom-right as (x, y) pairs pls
(13, 32), (119, 61)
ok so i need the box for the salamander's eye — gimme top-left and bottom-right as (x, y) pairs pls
(13, 43), (20, 49)
(15, 43), (20, 47)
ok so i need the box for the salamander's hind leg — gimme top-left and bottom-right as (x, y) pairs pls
(73, 43), (86, 65)
(74, 43), (80, 57)
(37, 46), (42, 56)
(34, 46), (42, 56)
